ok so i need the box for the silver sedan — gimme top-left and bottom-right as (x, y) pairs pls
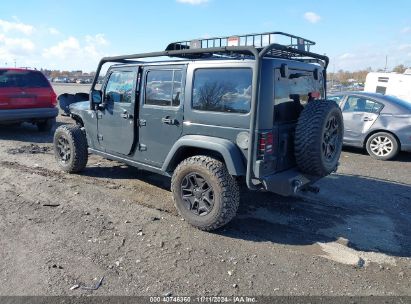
(329, 92), (411, 160)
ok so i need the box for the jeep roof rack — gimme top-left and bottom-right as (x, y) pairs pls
(98, 31), (327, 68)
(164, 32), (324, 62)
(166, 31), (315, 53)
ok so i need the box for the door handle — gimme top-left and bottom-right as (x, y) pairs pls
(162, 116), (177, 125)
(363, 117), (373, 121)
(120, 111), (133, 119)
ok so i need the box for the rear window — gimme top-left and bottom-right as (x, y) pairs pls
(273, 68), (324, 123)
(384, 95), (411, 111)
(0, 70), (50, 88)
(376, 86), (386, 94)
(192, 68), (252, 114)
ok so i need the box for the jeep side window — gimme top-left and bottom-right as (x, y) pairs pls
(105, 71), (136, 104)
(145, 69), (182, 107)
(192, 68), (252, 113)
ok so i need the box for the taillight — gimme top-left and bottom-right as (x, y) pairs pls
(310, 91), (321, 100)
(51, 93), (57, 107)
(258, 131), (274, 159)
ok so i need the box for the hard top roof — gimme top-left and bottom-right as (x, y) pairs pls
(99, 31), (328, 67)
(92, 31), (329, 88)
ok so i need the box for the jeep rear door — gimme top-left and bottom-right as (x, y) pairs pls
(138, 66), (185, 166)
(272, 67), (325, 172)
(96, 68), (138, 155)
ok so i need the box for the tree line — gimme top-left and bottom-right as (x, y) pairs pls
(328, 64), (409, 85)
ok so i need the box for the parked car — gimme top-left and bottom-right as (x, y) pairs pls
(53, 31), (343, 230)
(329, 92), (411, 160)
(0, 68), (58, 131)
(52, 77), (67, 83)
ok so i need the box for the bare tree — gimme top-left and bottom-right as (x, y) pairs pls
(328, 67), (373, 85)
(392, 64), (407, 73)
(195, 81), (235, 111)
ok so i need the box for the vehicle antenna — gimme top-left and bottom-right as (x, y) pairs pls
(384, 55), (388, 72)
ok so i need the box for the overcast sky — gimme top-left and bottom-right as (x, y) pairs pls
(1, 0), (411, 72)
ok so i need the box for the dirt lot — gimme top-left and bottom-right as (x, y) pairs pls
(0, 84), (410, 296)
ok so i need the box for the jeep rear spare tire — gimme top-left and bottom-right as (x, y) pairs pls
(171, 156), (240, 231)
(294, 100), (343, 177)
(53, 125), (88, 173)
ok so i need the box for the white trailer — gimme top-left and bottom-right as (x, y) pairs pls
(364, 71), (411, 103)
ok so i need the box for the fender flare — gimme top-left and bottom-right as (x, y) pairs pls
(162, 135), (246, 176)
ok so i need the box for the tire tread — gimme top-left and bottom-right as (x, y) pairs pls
(171, 156), (239, 231)
(294, 100), (343, 176)
(54, 124), (88, 173)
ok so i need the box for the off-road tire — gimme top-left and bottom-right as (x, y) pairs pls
(37, 118), (55, 132)
(295, 100), (343, 177)
(171, 156), (240, 231)
(53, 125), (88, 173)
(366, 132), (399, 160)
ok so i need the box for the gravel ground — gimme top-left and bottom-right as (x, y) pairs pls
(0, 84), (410, 296)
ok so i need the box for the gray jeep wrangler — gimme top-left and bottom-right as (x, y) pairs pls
(54, 32), (343, 231)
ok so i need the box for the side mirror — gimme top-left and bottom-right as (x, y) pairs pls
(91, 90), (102, 105)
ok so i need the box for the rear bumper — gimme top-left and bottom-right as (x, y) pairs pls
(0, 107), (58, 123)
(261, 168), (318, 196)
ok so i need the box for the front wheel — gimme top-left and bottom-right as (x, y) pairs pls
(53, 125), (88, 172)
(366, 132), (399, 160)
(171, 156), (240, 231)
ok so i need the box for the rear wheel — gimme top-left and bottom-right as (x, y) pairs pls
(37, 118), (55, 132)
(53, 125), (88, 173)
(171, 156), (240, 231)
(366, 132), (399, 160)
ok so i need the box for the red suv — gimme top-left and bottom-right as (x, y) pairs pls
(0, 68), (58, 131)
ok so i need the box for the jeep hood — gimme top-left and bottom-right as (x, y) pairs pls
(69, 100), (89, 114)
(58, 93), (89, 115)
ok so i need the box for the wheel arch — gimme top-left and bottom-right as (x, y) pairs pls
(71, 114), (84, 127)
(162, 135), (246, 176)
